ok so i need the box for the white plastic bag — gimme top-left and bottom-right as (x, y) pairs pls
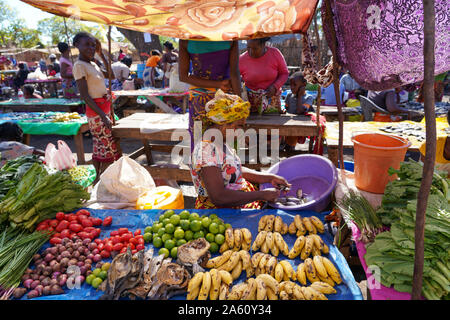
(169, 63), (190, 93)
(44, 140), (76, 171)
(95, 156), (156, 206)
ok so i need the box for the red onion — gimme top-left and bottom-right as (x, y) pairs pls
(61, 251), (71, 258)
(60, 257), (69, 267)
(58, 245), (66, 254)
(50, 284), (64, 295)
(88, 243), (97, 251)
(82, 238), (91, 246)
(91, 249), (99, 255)
(35, 285), (44, 295)
(30, 280), (40, 289)
(44, 253), (54, 262)
(79, 266), (87, 275)
(72, 251), (80, 259)
(76, 261), (84, 268)
(31, 274), (39, 281)
(52, 272), (61, 279)
(23, 279), (34, 289)
(27, 289), (40, 299)
(68, 258), (78, 266)
(49, 247), (58, 256)
(33, 254), (41, 261)
(21, 274), (31, 282)
(51, 262), (61, 273)
(43, 286), (51, 296)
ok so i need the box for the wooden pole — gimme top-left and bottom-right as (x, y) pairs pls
(313, 12), (322, 151)
(324, 0), (344, 168)
(411, 0), (436, 300)
(107, 26), (115, 126)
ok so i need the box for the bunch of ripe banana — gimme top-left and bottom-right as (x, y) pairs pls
(278, 280), (336, 300)
(187, 269), (234, 300)
(206, 249), (254, 279)
(227, 274), (280, 300)
(219, 227), (252, 252)
(296, 256), (342, 287)
(250, 252), (279, 277)
(251, 230), (289, 257)
(288, 214), (325, 236)
(288, 233), (329, 259)
(258, 215), (288, 234)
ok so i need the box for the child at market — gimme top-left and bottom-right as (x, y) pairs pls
(72, 32), (122, 181)
(419, 110), (450, 176)
(0, 122), (44, 167)
(22, 84), (43, 100)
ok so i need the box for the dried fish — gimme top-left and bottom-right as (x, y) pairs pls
(176, 238), (211, 275)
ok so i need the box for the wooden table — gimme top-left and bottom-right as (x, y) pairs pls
(313, 105), (362, 122)
(113, 88), (189, 114)
(0, 98), (84, 113)
(25, 78), (62, 98)
(112, 113), (319, 181)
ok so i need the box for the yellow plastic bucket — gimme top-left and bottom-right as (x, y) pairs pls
(136, 186), (184, 210)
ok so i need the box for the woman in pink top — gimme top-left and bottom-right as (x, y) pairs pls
(58, 42), (78, 99)
(239, 38), (289, 114)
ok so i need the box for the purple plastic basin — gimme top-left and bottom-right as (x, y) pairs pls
(261, 155), (338, 212)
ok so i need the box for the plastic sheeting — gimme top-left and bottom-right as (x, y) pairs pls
(21, 208), (363, 300)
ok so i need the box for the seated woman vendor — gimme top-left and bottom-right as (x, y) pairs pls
(190, 92), (291, 209)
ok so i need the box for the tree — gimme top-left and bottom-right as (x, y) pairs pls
(7, 19), (41, 48)
(116, 27), (162, 62)
(37, 16), (104, 45)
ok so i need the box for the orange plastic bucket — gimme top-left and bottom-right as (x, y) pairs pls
(352, 133), (411, 194)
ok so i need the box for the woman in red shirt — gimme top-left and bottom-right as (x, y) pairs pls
(239, 38), (289, 114)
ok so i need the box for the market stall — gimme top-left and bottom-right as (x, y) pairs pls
(0, 98), (85, 113)
(24, 78), (62, 98)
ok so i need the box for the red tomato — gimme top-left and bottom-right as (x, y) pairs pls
(77, 231), (90, 239)
(111, 236), (121, 245)
(55, 220), (69, 232)
(129, 238), (139, 246)
(94, 239), (102, 245)
(133, 229), (141, 236)
(112, 243), (124, 251)
(55, 212), (65, 221)
(135, 235), (144, 240)
(49, 237), (62, 245)
(47, 227), (54, 232)
(120, 233), (132, 243)
(76, 215), (88, 223)
(95, 228), (101, 237)
(97, 243), (105, 251)
(49, 220), (59, 228)
(120, 247), (127, 254)
(83, 227), (96, 233)
(76, 209), (90, 217)
(135, 244), (145, 251)
(131, 250), (137, 255)
(105, 243), (114, 252)
(102, 216), (112, 226)
(60, 229), (71, 239)
(118, 228), (128, 235)
(52, 232), (61, 239)
(80, 219), (93, 228)
(88, 231), (97, 240)
(137, 238), (145, 245)
(36, 224), (48, 231)
(67, 215), (78, 222)
(100, 250), (110, 258)
(91, 218), (103, 226)
(110, 230), (119, 237)
(127, 243), (135, 250)
(69, 224), (83, 233)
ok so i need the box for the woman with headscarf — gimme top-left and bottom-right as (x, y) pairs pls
(239, 38), (289, 114)
(58, 42), (78, 99)
(161, 41), (178, 87)
(190, 91), (290, 209)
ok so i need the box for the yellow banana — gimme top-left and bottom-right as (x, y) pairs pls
(293, 284), (306, 300)
(274, 216), (283, 233)
(280, 281), (295, 295)
(209, 269), (221, 300)
(198, 271), (211, 300)
(288, 221), (297, 235)
(310, 234), (324, 252)
(231, 260), (243, 280)
(241, 278), (257, 300)
(310, 223), (317, 234)
(294, 215), (306, 235)
(274, 263), (284, 282)
(282, 271), (290, 282)
(304, 258), (320, 283)
(227, 283), (246, 300)
(225, 228), (234, 248)
(273, 232), (287, 256)
(252, 231), (267, 251)
(187, 271), (204, 294)
(219, 270), (233, 285)
(220, 251), (240, 272)
(265, 215), (275, 232)
(258, 215), (268, 232)
(206, 250), (233, 269)
(303, 235), (314, 257)
(310, 281), (337, 294)
(321, 256), (342, 284)
(251, 252), (264, 269)
(300, 245), (308, 260)
(300, 286), (313, 300)
(296, 263), (307, 285)
(219, 283), (229, 300)
(266, 256), (278, 276)
(233, 228), (243, 250)
(309, 216), (325, 233)
(186, 285), (200, 300)
(270, 241), (280, 257)
(281, 222), (288, 235)
(255, 277), (267, 300)
(311, 246), (321, 257)
(265, 231), (274, 250)
(318, 273), (335, 287)
(322, 242), (330, 255)
(308, 286), (328, 300)
(256, 274), (279, 294)
(260, 240), (269, 254)
(219, 242), (229, 253)
(266, 287), (278, 300)
(279, 260), (295, 281)
(239, 250), (251, 272)
(279, 290), (289, 300)
(313, 255), (328, 278)
(288, 235), (306, 259)
(258, 253), (272, 270)
(302, 217), (314, 234)
(240, 228), (252, 251)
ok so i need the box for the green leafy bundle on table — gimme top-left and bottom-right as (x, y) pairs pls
(0, 163), (90, 231)
(364, 160), (450, 300)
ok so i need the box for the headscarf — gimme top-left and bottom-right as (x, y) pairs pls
(205, 89), (250, 125)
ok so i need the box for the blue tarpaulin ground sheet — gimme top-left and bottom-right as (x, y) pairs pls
(23, 208), (363, 300)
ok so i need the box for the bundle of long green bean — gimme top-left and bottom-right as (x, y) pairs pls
(0, 225), (50, 295)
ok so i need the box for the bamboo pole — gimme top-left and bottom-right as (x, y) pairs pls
(411, 0), (436, 300)
(313, 12), (322, 152)
(107, 26), (115, 126)
(324, 0), (344, 168)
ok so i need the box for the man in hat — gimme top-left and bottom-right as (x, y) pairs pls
(49, 53), (60, 74)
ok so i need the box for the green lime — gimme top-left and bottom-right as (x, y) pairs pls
(169, 215), (180, 226)
(157, 227), (166, 237)
(176, 239), (187, 246)
(201, 217), (211, 229)
(153, 236), (163, 248)
(144, 226), (153, 234)
(209, 242), (219, 253)
(184, 230), (194, 241)
(209, 222), (219, 234)
(215, 233), (225, 245)
(165, 223), (175, 234)
(190, 220), (202, 232)
(205, 233), (215, 243)
(159, 247), (170, 258)
(91, 277), (103, 289)
(189, 212), (200, 221)
(174, 229), (185, 240)
(152, 223), (163, 233)
(225, 223), (232, 230)
(180, 219), (190, 231)
(179, 210), (190, 219)
(101, 262), (111, 272)
(193, 230), (204, 239)
(161, 233), (172, 243)
(164, 239), (176, 250)
(218, 224), (226, 234)
(86, 274), (96, 285)
(163, 210), (175, 218)
(162, 218), (171, 226)
(143, 232), (153, 243)
(209, 214), (218, 220)
(158, 215), (165, 223)
(98, 270), (108, 280)
(92, 268), (102, 277)
(170, 247), (178, 259)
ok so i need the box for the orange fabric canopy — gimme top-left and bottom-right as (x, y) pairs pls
(22, 0), (318, 41)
